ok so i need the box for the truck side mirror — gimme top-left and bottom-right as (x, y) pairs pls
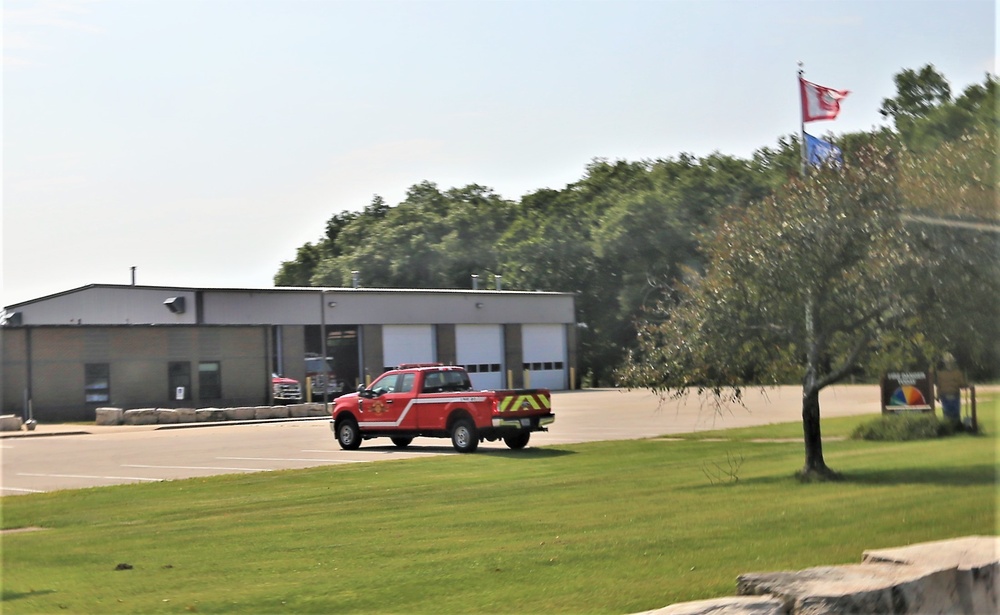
(357, 384), (370, 398)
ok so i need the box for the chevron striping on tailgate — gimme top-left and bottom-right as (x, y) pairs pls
(498, 393), (552, 413)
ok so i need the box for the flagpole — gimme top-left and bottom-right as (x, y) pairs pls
(798, 62), (806, 177)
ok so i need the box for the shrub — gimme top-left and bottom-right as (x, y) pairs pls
(850, 413), (957, 441)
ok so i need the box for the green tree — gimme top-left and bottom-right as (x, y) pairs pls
(619, 147), (920, 479)
(274, 242), (323, 287)
(879, 64), (952, 133)
(311, 182), (515, 289)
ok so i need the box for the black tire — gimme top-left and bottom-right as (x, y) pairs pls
(450, 418), (479, 453)
(337, 418), (362, 450)
(503, 431), (531, 450)
(391, 436), (413, 448)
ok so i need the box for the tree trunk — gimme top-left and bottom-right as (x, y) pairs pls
(800, 385), (838, 480)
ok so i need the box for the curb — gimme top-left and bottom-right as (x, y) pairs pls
(0, 430), (91, 440)
(0, 416), (330, 439)
(152, 416), (331, 430)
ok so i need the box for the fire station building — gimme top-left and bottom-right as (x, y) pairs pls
(1, 285), (577, 422)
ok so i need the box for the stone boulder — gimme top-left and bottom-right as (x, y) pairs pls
(174, 408), (197, 423)
(863, 535), (999, 615)
(95, 407), (124, 426)
(224, 406), (256, 421)
(269, 405), (289, 419)
(123, 409), (158, 425)
(308, 404), (330, 417)
(156, 409), (180, 424)
(638, 596), (785, 614)
(195, 408), (227, 422)
(738, 563), (959, 614)
(287, 404), (311, 418)
(0, 414), (24, 431)
(253, 406), (274, 420)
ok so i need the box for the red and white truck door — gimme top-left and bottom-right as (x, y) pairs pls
(359, 372), (419, 430)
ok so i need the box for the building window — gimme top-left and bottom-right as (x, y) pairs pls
(168, 362), (192, 402)
(85, 363), (110, 404)
(199, 362), (222, 399)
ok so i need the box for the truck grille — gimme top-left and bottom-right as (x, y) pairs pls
(276, 384), (302, 398)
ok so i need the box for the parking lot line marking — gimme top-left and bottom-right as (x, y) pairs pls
(2, 486), (46, 493)
(18, 472), (162, 482)
(123, 464), (268, 472)
(299, 449), (441, 455)
(217, 456), (369, 463)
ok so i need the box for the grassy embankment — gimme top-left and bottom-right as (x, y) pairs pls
(2, 399), (996, 614)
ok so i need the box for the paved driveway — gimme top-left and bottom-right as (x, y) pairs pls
(0, 385), (895, 495)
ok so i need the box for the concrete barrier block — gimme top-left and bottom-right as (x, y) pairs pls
(269, 406), (289, 419)
(174, 408), (197, 423)
(156, 409), (179, 424)
(224, 406), (255, 421)
(287, 404), (310, 418)
(123, 409), (158, 425)
(95, 408), (124, 425)
(307, 404), (330, 417)
(0, 415), (24, 431)
(196, 408), (226, 422)
(254, 406), (274, 420)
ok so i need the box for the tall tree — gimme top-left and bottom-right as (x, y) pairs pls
(619, 147), (919, 479)
(879, 64), (952, 129)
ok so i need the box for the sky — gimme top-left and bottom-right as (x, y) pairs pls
(3, 0), (996, 307)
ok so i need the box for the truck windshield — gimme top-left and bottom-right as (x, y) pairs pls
(306, 357), (334, 373)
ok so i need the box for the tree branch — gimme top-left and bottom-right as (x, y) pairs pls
(816, 330), (870, 390)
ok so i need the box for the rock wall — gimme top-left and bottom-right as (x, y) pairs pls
(639, 536), (998, 615)
(96, 404), (329, 426)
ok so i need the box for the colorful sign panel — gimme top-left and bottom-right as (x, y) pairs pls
(881, 371), (934, 413)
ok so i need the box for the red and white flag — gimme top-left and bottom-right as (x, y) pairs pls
(800, 78), (849, 122)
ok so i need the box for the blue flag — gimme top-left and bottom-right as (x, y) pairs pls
(805, 133), (843, 168)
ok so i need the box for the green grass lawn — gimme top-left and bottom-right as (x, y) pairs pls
(2, 401), (996, 614)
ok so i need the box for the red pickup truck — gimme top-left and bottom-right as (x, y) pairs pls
(330, 364), (554, 453)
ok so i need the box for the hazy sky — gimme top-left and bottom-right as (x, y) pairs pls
(3, 0), (996, 306)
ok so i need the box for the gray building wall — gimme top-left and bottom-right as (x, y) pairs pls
(435, 324), (457, 365)
(504, 324), (524, 388)
(2, 325), (270, 422)
(360, 325), (383, 386)
(6, 286), (198, 326)
(566, 323), (579, 389)
(9, 285), (574, 328)
(275, 325), (307, 381)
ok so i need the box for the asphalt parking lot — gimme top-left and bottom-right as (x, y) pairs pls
(0, 384), (900, 495)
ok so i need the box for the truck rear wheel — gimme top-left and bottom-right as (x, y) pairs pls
(503, 431), (531, 450)
(337, 419), (362, 450)
(391, 436), (413, 448)
(451, 419), (478, 453)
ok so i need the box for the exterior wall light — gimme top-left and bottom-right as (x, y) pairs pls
(163, 297), (186, 314)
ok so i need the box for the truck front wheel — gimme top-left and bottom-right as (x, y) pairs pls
(503, 431), (531, 450)
(451, 419), (479, 453)
(337, 419), (362, 450)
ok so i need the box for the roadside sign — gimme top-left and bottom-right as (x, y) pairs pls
(880, 371), (934, 413)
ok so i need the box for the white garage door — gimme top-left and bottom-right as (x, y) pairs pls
(522, 324), (567, 390)
(456, 325), (504, 390)
(382, 325), (436, 370)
